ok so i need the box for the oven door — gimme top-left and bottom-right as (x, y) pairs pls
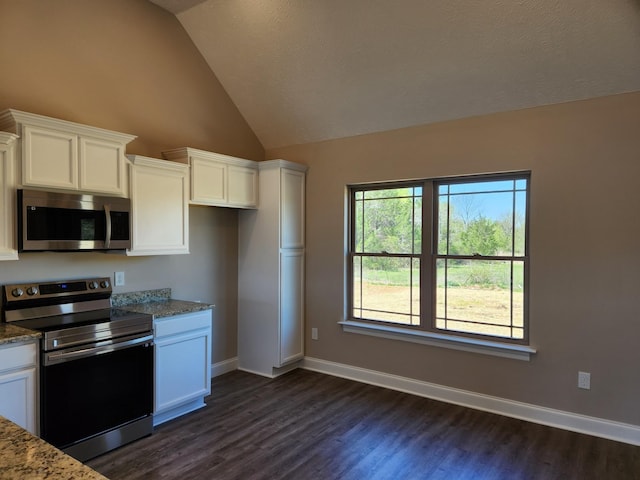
(40, 334), (154, 453)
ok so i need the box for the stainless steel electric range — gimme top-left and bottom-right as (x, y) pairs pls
(2, 277), (154, 461)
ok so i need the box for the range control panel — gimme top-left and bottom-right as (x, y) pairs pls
(3, 277), (112, 304)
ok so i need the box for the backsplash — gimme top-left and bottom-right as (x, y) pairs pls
(111, 288), (171, 306)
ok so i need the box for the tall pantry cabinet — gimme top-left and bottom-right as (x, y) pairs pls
(238, 160), (307, 377)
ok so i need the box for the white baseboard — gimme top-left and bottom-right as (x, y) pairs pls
(237, 360), (302, 379)
(302, 356), (640, 446)
(211, 357), (238, 378)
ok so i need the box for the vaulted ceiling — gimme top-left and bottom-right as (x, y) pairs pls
(150, 0), (640, 150)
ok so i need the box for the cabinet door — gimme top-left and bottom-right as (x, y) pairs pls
(191, 157), (226, 205)
(0, 134), (18, 260)
(79, 136), (126, 195)
(0, 367), (37, 434)
(279, 249), (304, 366)
(228, 165), (258, 208)
(155, 328), (211, 414)
(129, 157), (189, 255)
(280, 168), (305, 249)
(22, 125), (77, 189)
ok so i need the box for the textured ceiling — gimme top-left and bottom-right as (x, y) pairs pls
(150, 0), (640, 150)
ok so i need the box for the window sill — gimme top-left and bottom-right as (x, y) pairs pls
(338, 320), (536, 361)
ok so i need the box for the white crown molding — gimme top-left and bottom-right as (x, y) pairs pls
(0, 109), (136, 144)
(259, 159), (308, 173)
(162, 147), (257, 168)
(126, 154), (189, 172)
(302, 356), (640, 446)
(0, 132), (18, 145)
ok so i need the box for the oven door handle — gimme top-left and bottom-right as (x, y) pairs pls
(44, 333), (154, 366)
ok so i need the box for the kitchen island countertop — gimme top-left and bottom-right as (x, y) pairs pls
(0, 415), (107, 480)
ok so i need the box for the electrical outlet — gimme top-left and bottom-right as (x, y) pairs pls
(114, 271), (125, 287)
(578, 371), (591, 390)
(311, 328), (318, 340)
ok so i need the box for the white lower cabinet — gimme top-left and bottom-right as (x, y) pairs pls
(0, 342), (37, 434)
(153, 310), (212, 426)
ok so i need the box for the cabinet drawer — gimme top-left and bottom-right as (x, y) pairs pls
(154, 310), (211, 339)
(0, 342), (37, 373)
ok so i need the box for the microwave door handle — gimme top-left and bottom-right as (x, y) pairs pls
(104, 204), (112, 249)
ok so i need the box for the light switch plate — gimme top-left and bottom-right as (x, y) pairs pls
(114, 271), (125, 286)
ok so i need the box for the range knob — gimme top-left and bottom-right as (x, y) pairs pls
(100, 280), (110, 289)
(11, 288), (24, 298)
(88, 281), (99, 289)
(26, 286), (38, 296)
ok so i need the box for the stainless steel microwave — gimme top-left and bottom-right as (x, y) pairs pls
(17, 189), (131, 252)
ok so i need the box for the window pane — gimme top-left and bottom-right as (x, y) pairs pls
(515, 179), (527, 190)
(437, 195), (449, 255)
(354, 194), (364, 252)
(353, 255), (419, 325)
(354, 187), (421, 254)
(514, 190), (526, 256)
(513, 260), (524, 328)
(449, 179), (515, 194)
(436, 259), (524, 339)
(352, 256), (362, 318)
(438, 178), (527, 258)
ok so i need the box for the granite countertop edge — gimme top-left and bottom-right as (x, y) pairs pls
(0, 324), (41, 346)
(112, 288), (213, 319)
(118, 298), (214, 318)
(0, 416), (107, 480)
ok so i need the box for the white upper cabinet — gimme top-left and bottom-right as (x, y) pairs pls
(127, 155), (189, 256)
(162, 147), (258, 209)
(0, 132), (19, 261)
(0, 109), (135, 196)
(280, 167), (306, 249)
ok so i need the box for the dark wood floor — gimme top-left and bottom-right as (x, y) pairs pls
(87, 369), (640, 480)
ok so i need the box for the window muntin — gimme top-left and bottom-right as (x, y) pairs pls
(348, 173), (529, 343)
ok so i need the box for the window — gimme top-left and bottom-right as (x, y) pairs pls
(349, 173), (529, 344)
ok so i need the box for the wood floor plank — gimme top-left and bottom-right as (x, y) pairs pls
(87, 369), (640, 480)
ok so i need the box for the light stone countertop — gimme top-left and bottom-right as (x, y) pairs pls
(112, 288), (213, 318)
(118, 298), (213, 318)
(0, 323), (41, 346)
(0, 416), (107, 480)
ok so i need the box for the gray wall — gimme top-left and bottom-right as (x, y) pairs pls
(268, 91), (640, 427)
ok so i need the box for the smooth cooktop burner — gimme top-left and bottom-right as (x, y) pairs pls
(9, 308), (148, 333)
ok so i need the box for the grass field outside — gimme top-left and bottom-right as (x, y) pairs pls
(353, 262), (524, 338)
